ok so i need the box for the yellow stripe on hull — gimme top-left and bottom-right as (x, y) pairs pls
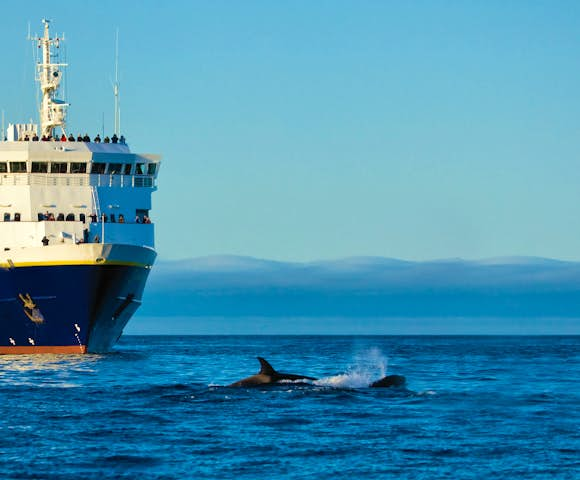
(0, 260), (152, 269)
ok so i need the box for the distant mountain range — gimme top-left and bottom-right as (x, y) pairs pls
(135, 256), (580, 326)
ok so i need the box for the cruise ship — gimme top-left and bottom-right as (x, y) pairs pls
(0, 20), (160, 353)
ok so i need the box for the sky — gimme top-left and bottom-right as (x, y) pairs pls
(2, 1), (580, 262)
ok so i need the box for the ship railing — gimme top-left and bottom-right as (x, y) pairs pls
(0, 173), (156, 188)
(0, 219), (153, 225)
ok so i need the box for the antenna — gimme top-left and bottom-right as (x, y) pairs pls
(62, 41), (68, 123)
(1, 109), (4, 141)
(113, 28), (120, 137)
(29, 23), (39, 121)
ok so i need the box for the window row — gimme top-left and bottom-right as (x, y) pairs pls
(1, 211), (151, 223)
(38, 212), (86, 222)
(1, 212), (83, 222)
(0, 162), (157, 175)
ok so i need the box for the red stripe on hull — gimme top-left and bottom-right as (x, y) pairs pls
(0, 345), (87, 354)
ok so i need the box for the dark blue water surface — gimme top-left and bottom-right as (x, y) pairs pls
(0, 335), (578, 479)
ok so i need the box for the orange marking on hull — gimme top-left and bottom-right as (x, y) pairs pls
(0, 345), (87, 354)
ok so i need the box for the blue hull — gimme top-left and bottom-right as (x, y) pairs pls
(0, 263), (151, 353)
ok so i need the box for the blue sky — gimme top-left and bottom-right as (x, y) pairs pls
(2, 1), (580, 261)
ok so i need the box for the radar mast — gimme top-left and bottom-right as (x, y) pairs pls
(32, 19), (68, 138)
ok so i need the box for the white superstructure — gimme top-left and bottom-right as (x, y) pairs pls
(0, 19), (160, 253)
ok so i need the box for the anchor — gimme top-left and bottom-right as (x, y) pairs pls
(18, 293), (45, 325)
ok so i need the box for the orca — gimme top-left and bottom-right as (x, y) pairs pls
(227, 357), (406, 389)
(369, 374), (406, 388)
(228, 357), (317, 387)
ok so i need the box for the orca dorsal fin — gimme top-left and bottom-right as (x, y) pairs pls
(257, 357), (276, 375)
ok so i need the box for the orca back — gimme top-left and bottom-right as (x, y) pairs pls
(370, 374), (406, 388)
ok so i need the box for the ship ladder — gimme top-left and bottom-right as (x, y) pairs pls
(90, 186), (104, 243)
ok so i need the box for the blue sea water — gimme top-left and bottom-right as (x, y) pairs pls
(0, 335), (578, 479)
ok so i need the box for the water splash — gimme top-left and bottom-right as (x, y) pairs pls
(314, 372), (372, 388)
(315, 347), (389, 388)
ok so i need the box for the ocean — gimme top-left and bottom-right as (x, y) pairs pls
(0, 335), (578, 479)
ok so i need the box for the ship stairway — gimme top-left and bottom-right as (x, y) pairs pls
(90, 186), (104, 243)
(91, 186), (101, 219)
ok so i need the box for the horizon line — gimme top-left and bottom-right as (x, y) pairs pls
(154, 253), (580, 265)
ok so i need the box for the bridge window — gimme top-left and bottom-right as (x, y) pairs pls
(123, 164), (132, 175)
(0, 163), (7, 173)
(79, 213), (86, 223)
(135, 163), (144, 175)
(14, 213), (20, 222)
(70, 162), (87, 173)
(37, 213), (44, 221)
(3, 213), (10, 221)
(32, 162), (48, 173)
(66, 213), (75, 221)
(108, 163), (123, 174)
(147, 163), (157, 175)
(91, 163), (106, 174)
(56, 213), (65, 221)
(9, 162), (27, 173)
(51, 162), (67, 174)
